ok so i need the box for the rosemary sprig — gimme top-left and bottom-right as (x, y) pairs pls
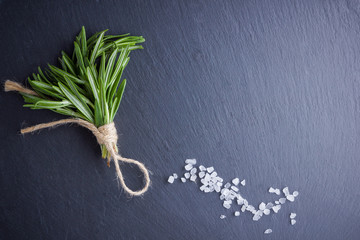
(20, 26), (145, 159)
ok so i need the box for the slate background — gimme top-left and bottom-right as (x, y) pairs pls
(1, 0), (360, 239)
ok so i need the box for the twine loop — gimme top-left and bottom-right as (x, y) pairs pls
(5, 80), (150, 196)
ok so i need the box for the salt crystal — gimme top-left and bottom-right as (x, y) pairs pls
(224, 182), (231, 188)
(214, 185), (221, 192)
(290, 213), (297, 219)
(204, 173), (211, 181)
(291, 219), (296, 225)
(184, 172), (190, 179)
(252, 210), (263, 221)
(220, 215), (226, 219)
(279, 198), (286, 204)
(272, 205), (281, 213)
(190, 168), (197, 175)
(264, 229), (272, 234)
(207, 167), (214, 173)
(204, 188), (210, 193)
(220, 195), (225, 200)
(293, 191), (299, 197)
(259, 202), (266, 210)
(237, 198), (244, 205)
(185, 159), (197, 165)
(234, 211), (240, 216)
(240, 179), (246, 186)
(241, 205), (246, 212)
(265, 203), (274, 209)
(223, 203), (231, 209)
(199, 165), (206, 171)
(199, 171), (205, 178)
(246, 205), (255, 211)
(200, 185), (206, 191)
(231, 186), (239, 192)
(243, 199), (249, 206)
(224, 200), (232, 205)
(173, 173), (178, 179)
(210, 172), (217, 178)
(181, 177), (186, 183)
(283, 187), (290, 196)
(216, 182), (223, 187)
(232, 178), (240, 185)
(263, 209), (270, 215)
(190, 175), (197, 182)
(274, 189), (281, 195)
(286, 195), (295, 202)
(221, 188), (230, 196)
(269, 187), (275, 193)
(275, 201), (280, 204)
(184, 164), (193, 171)
(167, 176), (174, 184)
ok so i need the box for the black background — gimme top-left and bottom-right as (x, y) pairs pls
(1, 0), (360, 239)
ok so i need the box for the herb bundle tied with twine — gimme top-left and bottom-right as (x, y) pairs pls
(4, 26), (150, 196)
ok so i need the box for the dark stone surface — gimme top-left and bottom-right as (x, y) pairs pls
(1, 0), (360, 239)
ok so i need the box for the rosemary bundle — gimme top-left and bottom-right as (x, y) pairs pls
(5, 27), (150, 196)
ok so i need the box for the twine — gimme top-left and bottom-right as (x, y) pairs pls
(5, 80), (150, 196)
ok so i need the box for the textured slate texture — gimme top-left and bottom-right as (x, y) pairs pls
(1, 0), (360, 239)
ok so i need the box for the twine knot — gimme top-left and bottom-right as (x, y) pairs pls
(97, 122), (118, 146)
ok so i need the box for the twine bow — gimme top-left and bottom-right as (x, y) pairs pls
(5, 80), (150, 196)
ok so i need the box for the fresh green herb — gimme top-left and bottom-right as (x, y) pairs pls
(20, 26), (145, 159)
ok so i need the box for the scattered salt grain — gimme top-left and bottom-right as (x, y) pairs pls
(190, 168), (197, 175)
(181, 177), (186, 183)
(275, 201), (280, 204)
(263, 209), (270, 215)
(283, 187), (290, 196)
(279, 198), (286, 204)
(259, 202), (266, 210)
(210, 172), (217, 178)
(199, 171), (205, 178)
(264, 229), (272, 234)
(199, 165), (206, 171)
(232, 178), (240, 185)
(286, 195), (295, 202)
(272, 205), (281, 213)
(268, 187), (275, 193)
(168, 176), (174, 184)
(185, 159), (197, 165)
(291, 219), (296, 225)
(241, 179), (246, 186)
(231, 186), (239, 192)
(253, 210), (263, 221)
(220, 215), (226, 219)
(184, 164), (193, 171)
(224, 182), (231, 188)
(241, 205), (247, 212)
(274, 189), (281, 195)
(173, 173), (178, 179)
(265, 203), (274, 209)
(290, 213), (296, 219)
(223, 203), (231, 209)
(184, 172), (190, 179)
(207, 167), (214, 173)
(190, 175), (197, 182)
(234, 211), (240, 216)
(293, 191), (299, 197)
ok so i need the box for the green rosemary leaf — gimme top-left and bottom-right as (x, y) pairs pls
(58, 82), (94, 122)
(61, 51), (76, 75)
(64, 76), (94, 109)
(80, 26), (87, 57)
(28, 80), (64, 99)
(48, 64), (85, 85)
(51, 107), (86, 119)
(104, 48), (118, 88)
(90, 31), (105, 64)
(111, 79), (126, 120)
